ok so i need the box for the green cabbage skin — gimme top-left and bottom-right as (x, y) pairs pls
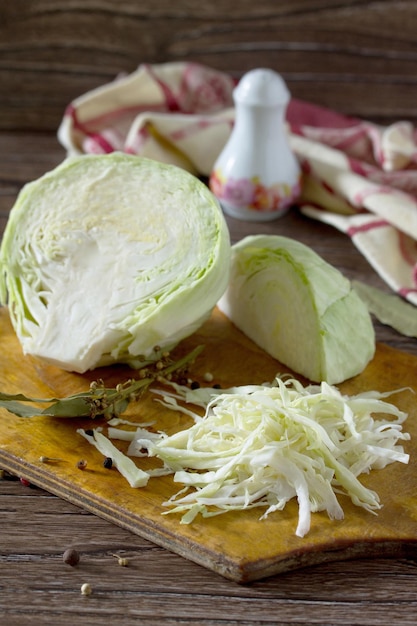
(218, 235), (375, 384)
(0, 154), (231, 373)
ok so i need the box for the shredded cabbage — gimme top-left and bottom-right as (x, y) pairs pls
(77, 428), (150, 488)
(145, 377), (410, 536)
(78, 377), (410, 537)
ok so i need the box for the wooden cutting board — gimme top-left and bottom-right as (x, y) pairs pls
(0, 305), (416, 582)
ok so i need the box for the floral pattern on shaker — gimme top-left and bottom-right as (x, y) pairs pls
(210, 170), (301, 213)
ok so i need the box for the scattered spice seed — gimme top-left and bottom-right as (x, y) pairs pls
(0, 470), (19, 481)
(81, 583), (92, 596)
(0, 344), (204, 422)
(63, 548), (80, 567)
(39, 456), (62, 463)
(190, 381), (200, 390)
(76, 459), (88, 470)
(203, 372), (214, 383)
(103, 457), (113, 469)
(19, 477), (38, 489)
(112, 553), (129, 567)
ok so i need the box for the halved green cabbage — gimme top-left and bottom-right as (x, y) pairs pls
(218, 235), (375, 384)
(0, 154), (231, 372)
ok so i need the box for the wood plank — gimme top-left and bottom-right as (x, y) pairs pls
(2, 0), (417, 130)
(0, 305), (416, 583)
(3, 476), (417, 625)
(1, 128), (417, 620)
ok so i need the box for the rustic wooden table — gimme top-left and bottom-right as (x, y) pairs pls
(0, 131), (416, 626)
(2, 1), (417, 623)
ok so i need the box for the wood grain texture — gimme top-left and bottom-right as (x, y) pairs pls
(0, 306), (416, 583)
(2, 0), (417, 130)
(1, 132), (417, 622)
(2, 1), (417, 619)
(1, 482), (416, 626)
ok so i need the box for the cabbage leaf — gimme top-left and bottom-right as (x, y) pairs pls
(218, 235), (375, 384)
(0, 154), (230, 372)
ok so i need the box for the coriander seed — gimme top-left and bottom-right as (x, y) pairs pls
(76, 459), (88, 470)
(81, 583), (92, 596)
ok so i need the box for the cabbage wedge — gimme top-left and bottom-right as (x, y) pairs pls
(0, 154), (230, 372)
(218, 235), (375, 384)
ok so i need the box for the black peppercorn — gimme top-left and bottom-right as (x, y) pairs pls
(103, 457), (113, 469)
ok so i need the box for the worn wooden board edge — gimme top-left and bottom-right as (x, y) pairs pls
(0, 448), (240, 579)
(1, 306), (417, 582)
(2, 444), (417, 584)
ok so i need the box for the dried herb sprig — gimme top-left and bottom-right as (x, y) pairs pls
(0, 344), (204, 420)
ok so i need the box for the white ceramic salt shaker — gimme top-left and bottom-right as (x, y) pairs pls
(209, 68), (301, 221)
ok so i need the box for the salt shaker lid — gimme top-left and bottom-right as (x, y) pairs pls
(234, 68), (290, 107)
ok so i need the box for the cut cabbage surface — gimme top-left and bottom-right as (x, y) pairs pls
(218, 235), (375, 384)
(0, 153), (231, 372)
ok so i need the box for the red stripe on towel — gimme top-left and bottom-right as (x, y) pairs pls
(347, 219), (390, 237)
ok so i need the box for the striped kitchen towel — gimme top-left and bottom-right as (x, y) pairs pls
(58, 61), (417, 306)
